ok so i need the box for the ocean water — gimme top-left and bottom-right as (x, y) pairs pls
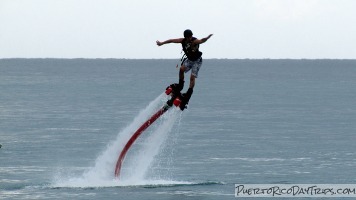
(0, 59), (356, 199)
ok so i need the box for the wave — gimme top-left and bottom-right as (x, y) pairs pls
(49, 180), (224, 189)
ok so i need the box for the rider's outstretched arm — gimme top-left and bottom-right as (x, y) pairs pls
(156, 38), (184, 46)
(193, 34), (213, 45)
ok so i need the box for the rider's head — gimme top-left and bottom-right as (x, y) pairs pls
(183, 29), (193, 38)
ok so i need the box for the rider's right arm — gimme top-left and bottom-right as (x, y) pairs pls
(156, 38), (184, 46)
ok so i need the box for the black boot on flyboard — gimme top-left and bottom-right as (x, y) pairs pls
(179, 88), (193, 111)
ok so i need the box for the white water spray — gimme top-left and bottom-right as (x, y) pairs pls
(121, 109), (180, 182)
(53, 93), (187, 187)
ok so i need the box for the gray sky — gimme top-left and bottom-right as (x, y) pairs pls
(1, 0), (355, 59)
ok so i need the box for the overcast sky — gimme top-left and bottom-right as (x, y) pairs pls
(1, 0), (355, 59)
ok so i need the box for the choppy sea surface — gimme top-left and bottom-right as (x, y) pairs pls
(0, 59), (356, 199)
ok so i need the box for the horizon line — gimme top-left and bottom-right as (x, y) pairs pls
(1, 58), (356, 60)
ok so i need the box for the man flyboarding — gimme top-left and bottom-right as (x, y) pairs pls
(156, 29), (213, 110)
(114, 31), (213, 178)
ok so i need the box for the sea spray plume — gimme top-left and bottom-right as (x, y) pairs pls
(121, 108), (181, 182)
(52, 93), (167, 187)
(82, 93), (166, 181)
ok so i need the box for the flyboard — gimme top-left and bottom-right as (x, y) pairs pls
(114, 85), (184, 178)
